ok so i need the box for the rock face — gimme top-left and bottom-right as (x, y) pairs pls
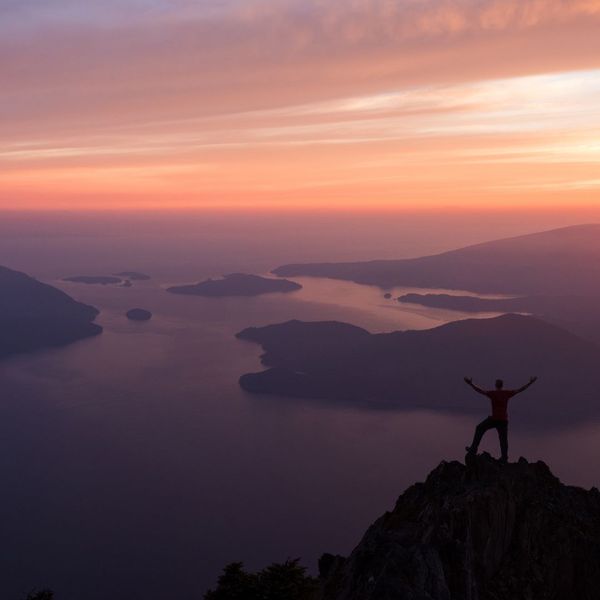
(126, 308), (152, 321)
(168, 273), (302, 297)
(321, 453), (600, 600)
(0, 265), (102, 358)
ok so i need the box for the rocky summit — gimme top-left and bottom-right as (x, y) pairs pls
(319, 453), (600, 600)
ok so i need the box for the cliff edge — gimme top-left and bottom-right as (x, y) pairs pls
(320, 453), (600, 600)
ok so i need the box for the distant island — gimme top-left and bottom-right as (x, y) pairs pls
(63, 276), (122, 285)
(273, 224), (600, 296)
(113, 271), (151, 281)
(0, 265), (102, 359)
(167, 273), (302, 297)
(63, 272), (150, 286)
(237, 313), (600, 425)
(399, 292), (534, 312)
(399, 293), (600, 345)
(126, 308), (152, 321)
(273, 224), (600, 347)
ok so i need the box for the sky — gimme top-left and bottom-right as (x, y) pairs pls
(2, 0), (600, 211)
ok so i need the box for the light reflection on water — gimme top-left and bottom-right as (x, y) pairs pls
(1, 275), (599, 600)
(1, 213), (599, 599)
(286, 275), (507, 332)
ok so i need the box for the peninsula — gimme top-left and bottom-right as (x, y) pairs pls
(237, 313), (600, 425)
(1, 265), (102, 359)
(274, 224), (600, 296)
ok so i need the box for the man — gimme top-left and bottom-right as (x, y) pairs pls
(464, 376), (538, 463)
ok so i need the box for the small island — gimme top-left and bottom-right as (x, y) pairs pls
(126, 308), (152, 321)
(113, 271), (151, 281)
(63, 276), (122, 285)
(167, 273), (302, 297)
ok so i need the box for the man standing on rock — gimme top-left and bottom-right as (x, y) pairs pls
(464, 376), (538, 463)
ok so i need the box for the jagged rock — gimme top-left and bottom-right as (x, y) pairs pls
(321, 453), (600, 600)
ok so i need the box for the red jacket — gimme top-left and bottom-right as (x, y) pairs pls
(485, 389), (517, 421)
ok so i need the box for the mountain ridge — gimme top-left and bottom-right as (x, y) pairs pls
(273, 224), (600, 296)
(236, 313), (600, 425)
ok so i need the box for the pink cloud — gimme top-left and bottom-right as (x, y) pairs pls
(2, 0), (600, 210)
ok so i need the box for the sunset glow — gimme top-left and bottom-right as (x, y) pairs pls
(3, 0), (600, 210)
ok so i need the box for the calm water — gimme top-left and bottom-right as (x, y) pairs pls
(1, 212), (599, 599)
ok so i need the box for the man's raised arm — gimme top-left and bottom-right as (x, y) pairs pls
(514, 376), (538, 395)
(464, 377), (487, 395)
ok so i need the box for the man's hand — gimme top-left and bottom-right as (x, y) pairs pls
(464, 377), (486, 395)
(515, 376), (538, 394)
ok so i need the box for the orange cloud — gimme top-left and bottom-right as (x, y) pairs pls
(2, 0), (600, 210)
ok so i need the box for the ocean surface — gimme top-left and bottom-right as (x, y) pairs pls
(1, 211), (600, 600)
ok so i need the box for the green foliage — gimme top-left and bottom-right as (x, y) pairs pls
(205, 559), (318, 600)
(204, 563), (259, 600)
(24, 591), (54, 600)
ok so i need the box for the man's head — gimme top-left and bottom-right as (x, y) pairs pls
(495, 379), (504, 389)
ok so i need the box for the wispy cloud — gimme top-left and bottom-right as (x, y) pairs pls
(2, 1), (600, 209)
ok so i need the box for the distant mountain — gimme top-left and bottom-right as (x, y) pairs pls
(0, 265), (102, 359)
(319, 454), (600, 600)
(400, 293), (600, 343)
(237, 314), (600, 425)
(274, 224), (600, 295)
(168, 273), (302, 297)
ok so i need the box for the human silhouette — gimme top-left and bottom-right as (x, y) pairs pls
(464, 376), (538, 463)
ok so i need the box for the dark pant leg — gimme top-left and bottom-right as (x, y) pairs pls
(496, 420), (508, 461)
(470, 417), (495, 453)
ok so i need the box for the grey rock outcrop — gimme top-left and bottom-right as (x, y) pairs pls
(321, 453), (600, 600)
